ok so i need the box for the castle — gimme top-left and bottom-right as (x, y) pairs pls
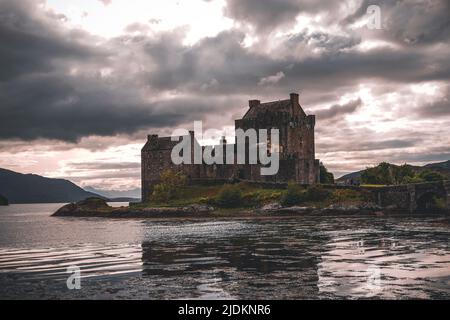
(141, 93), (320, 202)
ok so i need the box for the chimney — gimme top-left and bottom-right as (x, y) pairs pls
(148, 134), (158, 141)
(248, 99), (260, 108)
(290, 92), (299, 105)
(290, 92), (299, 115)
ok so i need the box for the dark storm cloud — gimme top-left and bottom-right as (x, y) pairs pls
(317, 137), (421, 153)
(0, 71), (219, 141)
(224, 0), (342, 33)
(0, 0), (101, 81)
(0, 0), (449, 147)
(315, 99), (362, 121)
(0, 1), (220, 142)
(417, 87), (450, 117)
(136, 28), (448, 95)
(344, 0), (450, 45)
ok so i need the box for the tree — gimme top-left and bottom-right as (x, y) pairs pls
(216, 184), (242, 208)
(320, 163), (335, 184)
(280, 182), (303, 206)
(394, 164), (415, 184)
(419, 169), (445, 182)
(361, 162), (415, 185)
(151, 170), (187, 203)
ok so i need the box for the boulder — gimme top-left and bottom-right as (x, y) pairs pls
(258, 203), (282, 212)
(182, 204), (214, 213)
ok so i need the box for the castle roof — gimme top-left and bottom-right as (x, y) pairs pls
(242, 98), (306, 119)
(142, 134), (200, 152)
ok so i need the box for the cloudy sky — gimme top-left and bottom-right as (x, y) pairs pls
(0, 0), (449, 191)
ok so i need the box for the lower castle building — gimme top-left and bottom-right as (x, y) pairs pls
(141, 93), (320, 202)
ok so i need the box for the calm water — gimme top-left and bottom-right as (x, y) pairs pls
(0, 203), (449, 299)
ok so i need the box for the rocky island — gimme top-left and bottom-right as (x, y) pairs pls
(53, 179), (449, 219)
(53, 196), (388, 219)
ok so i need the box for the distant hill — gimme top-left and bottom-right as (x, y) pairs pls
(424, 160), (450, 169)
(0, 168), (103, 204)
(84, 186), (141, 200)
(335, 170), (364, 183)
(337, 160), (450, 183)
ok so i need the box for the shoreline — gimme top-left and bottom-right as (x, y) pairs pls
(52, 199), (449, 219)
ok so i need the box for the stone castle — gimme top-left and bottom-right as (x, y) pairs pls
(141, 93), (320, 202)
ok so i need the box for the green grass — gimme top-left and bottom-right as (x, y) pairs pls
(134, 182), (372, 209)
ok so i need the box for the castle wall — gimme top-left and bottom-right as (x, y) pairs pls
(141, 93), (320, 202)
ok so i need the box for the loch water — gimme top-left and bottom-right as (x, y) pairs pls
(0, 203), (449, 299)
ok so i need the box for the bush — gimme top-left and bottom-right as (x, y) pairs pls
(216, 184), (243, 208)
(419, 169), (445, 182)
(402, 175), (424, 184)
(151, 170), (187, 203)
(304, 185), (331, 202)
(433, 196), (447, 209)
(281, 183), (332, 206)
(280, 182), (304, 206)
(320, 163), (335, 184)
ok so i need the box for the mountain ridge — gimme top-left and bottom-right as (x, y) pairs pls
(0, 168), (103, 204)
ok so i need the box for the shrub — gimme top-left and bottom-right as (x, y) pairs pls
(303, 185), (331, 202)
(419, 170), (445, 182)
(433, 196), (447, 209)
(280, 182), (304, 206)
(198, 197), (215, 206)
(402, 175), (424, 184)
(216, 184), (243, 208)
(320, 163), (335, 184)
(151, 170), (187, 203)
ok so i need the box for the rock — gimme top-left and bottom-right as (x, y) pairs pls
(324, 204), (359, 212)
(358, 202), (383, 211)
(259, 203), (282, 212)
(281, 206), (311, 213)
(53, 197), (110, 216)
(182, 204), (214, 213)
